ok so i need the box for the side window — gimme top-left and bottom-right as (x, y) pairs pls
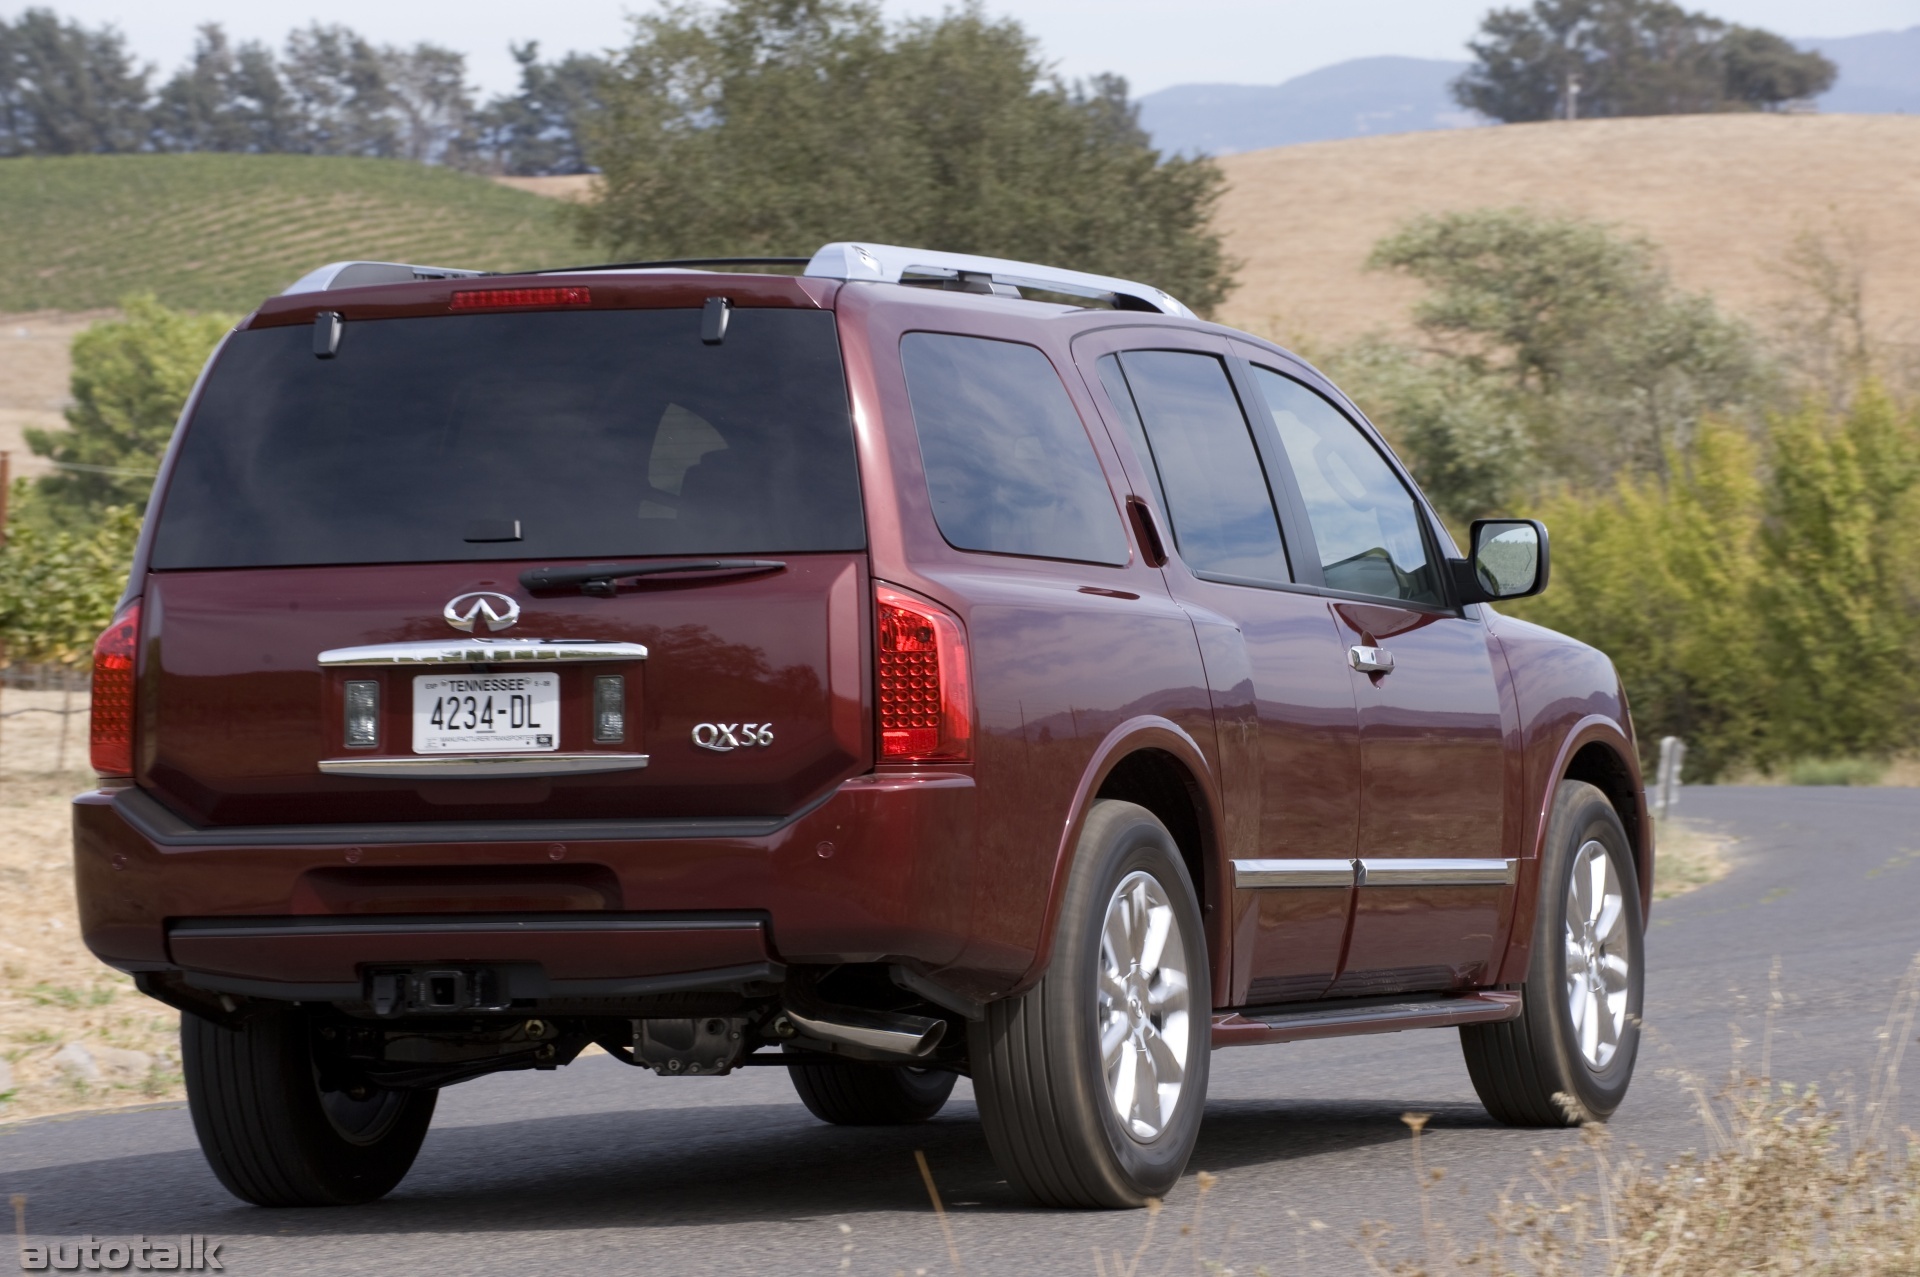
(900, 333), (1128, 565)
(1095, 355), (1169, 516)
(1252, 366), (1441, 605)
(1109, 350), (1291, 584)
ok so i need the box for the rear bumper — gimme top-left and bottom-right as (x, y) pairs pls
(74, 771), (986, 1001)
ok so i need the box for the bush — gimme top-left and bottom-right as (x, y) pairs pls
(1784, 756), (1888, 787)
(0, 506), (140, 666)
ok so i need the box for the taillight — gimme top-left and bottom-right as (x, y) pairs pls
(876, 584), (971, 762)
(90, 601), (140, 777)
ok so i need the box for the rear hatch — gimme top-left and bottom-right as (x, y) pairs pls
(139, 290), (869, 826)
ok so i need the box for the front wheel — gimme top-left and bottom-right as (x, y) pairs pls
(969, 800), (1209, 1207)
(183, 1006), (437, 1206)
(1461, 779), (1645, 1125)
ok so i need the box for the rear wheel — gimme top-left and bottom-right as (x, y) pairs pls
(1461, 779), (1644, 1125)
(787, 1057), (957, 1125)
(183, 1005), (437, 1206)
(968, 800), (1209, 1208)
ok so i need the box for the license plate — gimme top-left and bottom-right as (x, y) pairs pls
(412, 673), (559, 754)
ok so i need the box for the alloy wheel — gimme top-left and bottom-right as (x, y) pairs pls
(1097, 870), (1193, 1140)
(1563, 839), (1631, 1068)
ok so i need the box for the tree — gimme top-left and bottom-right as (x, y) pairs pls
(475, 42), (608, 175)
(151, 24), (298, 153)
(1512, 423), (1771, 779)
(0, 8), (151, 156)
(24, 297), (234, 529)
(1369, 208), (1760, 488)
(1755, 388), (1920, 761)
(1454, 0), (1836, 123)
(578, 0), (1235, 315)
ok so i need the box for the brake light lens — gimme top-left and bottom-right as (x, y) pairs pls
(90, 601), (141, 777)
(876, 584), (971, 762)
(448, 286), (591, 312)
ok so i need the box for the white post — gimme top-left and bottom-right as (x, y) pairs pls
(1655, 736), (1685, 818)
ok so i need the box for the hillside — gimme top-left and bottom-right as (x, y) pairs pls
(1212, 113), (1920, 351)
(1138, 57), (1477, 157)
(0, 154), (585, 314)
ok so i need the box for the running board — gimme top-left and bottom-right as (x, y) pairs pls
(1210, 991), (1522, 1050)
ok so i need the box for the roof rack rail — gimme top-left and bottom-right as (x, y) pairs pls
(282, 261), (489, 295)
(803, 242), (1194, 318)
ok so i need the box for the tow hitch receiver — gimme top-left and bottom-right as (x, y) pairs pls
(366, 966), (518, 1015)
(633, 1016), (752, 1076)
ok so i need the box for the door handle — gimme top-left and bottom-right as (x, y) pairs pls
(1349, 645), (1394, 674)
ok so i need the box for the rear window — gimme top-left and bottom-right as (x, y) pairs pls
(150, 308), (863, 569)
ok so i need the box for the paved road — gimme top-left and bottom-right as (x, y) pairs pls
(6, 787), (1919, 1275)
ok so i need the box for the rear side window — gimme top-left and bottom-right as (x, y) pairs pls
(900, 333), (1127, 566)
(1108, 350), (1292, 585)
(150, 308), (863, 569)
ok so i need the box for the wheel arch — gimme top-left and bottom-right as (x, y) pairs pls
(1015, 716), (1227, 1006)
(1496, 715), (1651, 986)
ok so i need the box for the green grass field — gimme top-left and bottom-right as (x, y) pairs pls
(0, 154), (588, 313)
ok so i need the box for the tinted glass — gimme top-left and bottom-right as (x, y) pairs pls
(1253, 366), (1440, 604)
(900, 333), (1127, 565)
(151, 308), (862, 569)
(1095, 354), (1169, 515)
(1113, 350), (1291, 583)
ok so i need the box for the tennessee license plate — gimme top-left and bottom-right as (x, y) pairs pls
(412, 673), (559, 754)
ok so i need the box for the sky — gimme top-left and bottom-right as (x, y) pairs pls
(24, 0), (1920, 99)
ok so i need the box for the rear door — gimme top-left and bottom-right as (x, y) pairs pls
(1237, 353), (1515, 996)
(1077, 331), (1362, 1007)
(140, 303), (869, 827)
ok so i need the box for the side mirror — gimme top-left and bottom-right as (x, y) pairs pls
(1451, 518), (1549, 605)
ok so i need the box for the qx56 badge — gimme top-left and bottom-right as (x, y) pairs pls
(692, 723), (775, 752)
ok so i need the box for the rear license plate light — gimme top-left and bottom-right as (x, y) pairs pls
(592, 674), (626, 744)
(344, 679), (379, 748)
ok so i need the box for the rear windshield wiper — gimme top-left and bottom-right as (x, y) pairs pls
(520, 559), (787, 596)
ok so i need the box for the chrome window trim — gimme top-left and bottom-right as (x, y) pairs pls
(318, 753), (649, 779)
(318, 639), (649, 667)
(1357, 858), (1517, 887)
(1231, 859), (1357, 889)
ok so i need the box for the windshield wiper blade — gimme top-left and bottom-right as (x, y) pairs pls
(520, 559), (787, 596)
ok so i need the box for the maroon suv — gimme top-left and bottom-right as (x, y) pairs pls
(75, 243), (1650, 1209)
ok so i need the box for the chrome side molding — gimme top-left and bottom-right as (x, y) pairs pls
(318, 639), (649, 667)
(318, 753), (649, 779)
(1357, 858), (1517, 887)
(1232, 859), (1358, 889)
(1231, 857), (1519, 889)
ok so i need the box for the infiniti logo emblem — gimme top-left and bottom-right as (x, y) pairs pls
(443, 591), (521, 633)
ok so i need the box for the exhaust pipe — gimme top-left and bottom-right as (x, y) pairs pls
(782, 1003), (947, 1059)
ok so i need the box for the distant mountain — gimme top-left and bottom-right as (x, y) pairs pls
(1805, 26), (1920, 114)
(1140, 28), (1920, 159)
(1138, 56), (1478, 157)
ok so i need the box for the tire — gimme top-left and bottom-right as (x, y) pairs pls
(968, 800), (1209, 1208)
(1461, 779), (1645, 1126)
(182, 1005), (437, 1207)
(787, 1057), (957, 1125)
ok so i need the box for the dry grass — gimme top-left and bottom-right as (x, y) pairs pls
(1212, 114), (1920, 357)
(1651, 817), (1732, 901)
(0, 688), (181, 1123)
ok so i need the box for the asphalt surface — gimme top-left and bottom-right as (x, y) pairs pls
(6, 785), (1919, 1275)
